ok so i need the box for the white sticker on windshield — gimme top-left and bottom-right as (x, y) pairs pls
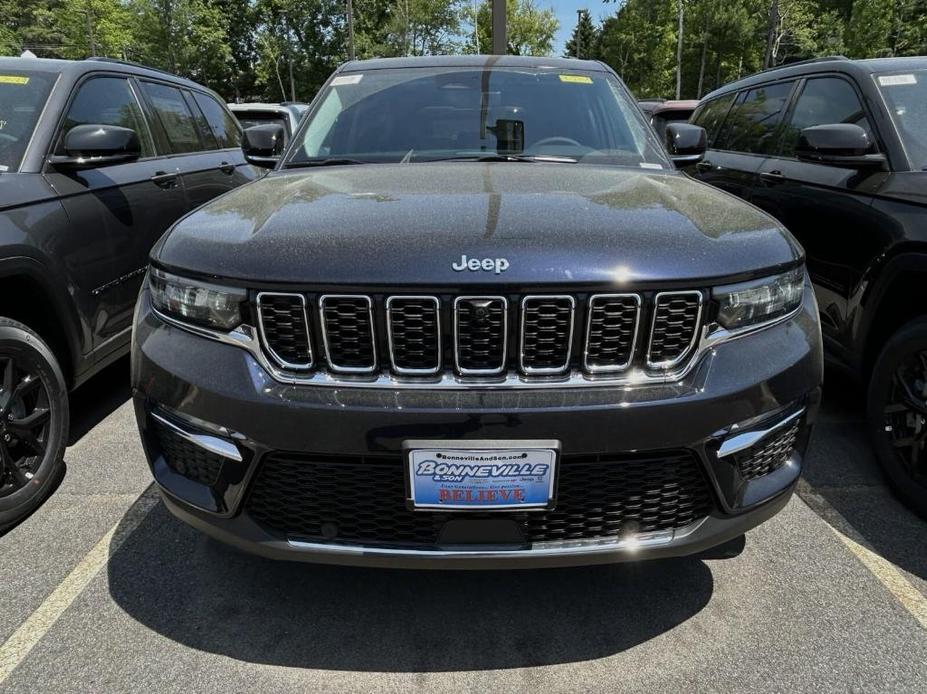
(878, 74), (917, 86)
(0, 165), (8, 172)
(639, 162), (663, 169)
(331, 74), (363, 86)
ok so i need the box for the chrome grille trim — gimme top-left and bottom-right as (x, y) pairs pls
(583, 293), (641, 374)
(453, 296), (508, 376)
(519, 295), (576, 375)
(646, 291), (704, 370)
(256, 291), (313, 371)
(386, 295), (442, 376)
(319, 294), (377, 374)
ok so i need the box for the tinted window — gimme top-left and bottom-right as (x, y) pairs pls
(0, 70), (57, 171)
(288, 67), (668, 167)
(182, 91), (217, 150)
(780, 77), (872, 157)
(194, 92), (242, 148)
(715, 81), (794, 154)
(691, 93), (735, 147)
(140, 82), (203, 153)
(57, 77), (153, 157)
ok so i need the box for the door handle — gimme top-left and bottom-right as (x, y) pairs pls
(695, 161), (713, 172)
(219, 161), (235, 175)
(760, 170), (785, 183)
(150, 171), (179, 189)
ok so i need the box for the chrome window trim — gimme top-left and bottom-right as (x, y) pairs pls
(319, 294), (378, 374)
(453, 296), (508, 376)
(646, 290), (704, 370)
(256, 291), (313, 371)
(151, 285), (803, 390)
(583, 293), (641, 374)
(519, 295), (576, 375)
(385, 295), (442, 376)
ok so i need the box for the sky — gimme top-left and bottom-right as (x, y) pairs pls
(551, 1), (609, 57)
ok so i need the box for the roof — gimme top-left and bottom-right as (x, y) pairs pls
(0, 55), (204, 90)
(339, 55), (608, 73)
(701, 55), (927, 102)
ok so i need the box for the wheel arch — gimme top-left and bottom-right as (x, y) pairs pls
(857, 252), (927, 378)
(0, 256), (86, 387)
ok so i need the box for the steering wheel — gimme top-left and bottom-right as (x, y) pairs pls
(529, 136), (583, 150)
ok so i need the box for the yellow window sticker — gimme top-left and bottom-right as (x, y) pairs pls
(0, 75), (30, 85)
(559, 74), (593, 84)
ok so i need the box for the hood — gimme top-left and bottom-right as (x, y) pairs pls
(155, 163), (801, 286)
(0, 174), (57, 212)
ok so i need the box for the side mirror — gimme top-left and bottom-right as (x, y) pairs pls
(50, 124), (141, 169)
(242, 124), (285, 168)
(665, 123), (707, 167)
(795, 124), (887, 168)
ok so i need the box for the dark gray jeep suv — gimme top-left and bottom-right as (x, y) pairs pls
(132, 56), (823, 568)
(0, 56), (255, 530)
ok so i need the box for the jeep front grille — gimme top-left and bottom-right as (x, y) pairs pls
(254, 289), (705, 383)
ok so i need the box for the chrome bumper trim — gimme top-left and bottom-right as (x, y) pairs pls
(286, 519), (706, 558)
(717, 407), (805, 458)
(150, 412), (243, 462)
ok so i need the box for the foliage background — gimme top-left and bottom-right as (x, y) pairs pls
(1, 0), (926, 101)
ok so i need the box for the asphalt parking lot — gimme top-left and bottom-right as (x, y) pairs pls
(1, 361), (926, 693)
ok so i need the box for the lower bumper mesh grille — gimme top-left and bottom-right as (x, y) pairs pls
(152, 419), (225, 486)
(245, 450), (715, 547)
(734, 421), (800, 481)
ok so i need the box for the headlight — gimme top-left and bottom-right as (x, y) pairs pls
(149, 267), (246, 330)
(714, 266), (804, 331)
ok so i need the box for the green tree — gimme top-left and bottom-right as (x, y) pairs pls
(464, 0), (558, 55)
(564, 8), (597, 59)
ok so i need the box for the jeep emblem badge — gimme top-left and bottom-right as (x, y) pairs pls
(452, 254), (510, 274)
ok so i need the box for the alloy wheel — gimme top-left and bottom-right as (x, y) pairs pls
(0, 355), (51, 497)
(883, 349), (927, 480)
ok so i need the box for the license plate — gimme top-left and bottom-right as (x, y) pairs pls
(404, 440), (559, 511)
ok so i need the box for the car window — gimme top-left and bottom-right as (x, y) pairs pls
(139, 81), (203, 154)
(182, 91), (218, 150)
(0, 70), (57, 172)
(780, 77), (872, 158)
(56, 76), (154, 158)
(875, 70), (927, 170)
(287, 67), (669, 168)
(194, 92), (242, 148)
(715, 81), (795, 154)
(691, 93), (735, 148)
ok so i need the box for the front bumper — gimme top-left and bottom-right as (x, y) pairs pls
(131, 287), (823, 569)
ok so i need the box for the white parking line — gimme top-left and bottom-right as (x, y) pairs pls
(798, 479), (927, 631)
(0, 486), (159, 685)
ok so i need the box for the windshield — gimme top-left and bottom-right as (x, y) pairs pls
(0, 70), (57, 172)
(286, 66), (668, 168)
(876, 70), (927, 170)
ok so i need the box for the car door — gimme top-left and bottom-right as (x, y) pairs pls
(748, 75), (886, 343)
(689, 81), (797, 202)
(137, 80), (251, 211)
(43, 74), (188, 352)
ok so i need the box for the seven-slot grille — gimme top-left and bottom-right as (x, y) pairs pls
(255, 290), (705, 380)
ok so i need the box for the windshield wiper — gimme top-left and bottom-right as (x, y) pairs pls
(285, 158), (369, 168)
(436, 154), (578, 164)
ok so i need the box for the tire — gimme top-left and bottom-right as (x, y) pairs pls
(0, 318), (68, 533)
(867, 317), (927, 519)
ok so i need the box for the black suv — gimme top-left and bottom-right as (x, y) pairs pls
(688, 56), (927, 515)
(0, 56), (256, 529)
(132, 56), (823, 568)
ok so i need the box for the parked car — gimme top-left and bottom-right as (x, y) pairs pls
(132, 55), (822, 569)
(0, 56), (257, 531)
(639, 98), (700, 140)
(687, 55), (927, 516)
(228, 102), (308, 144)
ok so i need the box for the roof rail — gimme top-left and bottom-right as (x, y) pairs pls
(753, 55), (849, 77)
(84, 56), (185, 81)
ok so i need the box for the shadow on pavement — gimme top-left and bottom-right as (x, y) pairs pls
(68, 356), (131, 445)
(107, 501), (714, 671)
(801, 366), (927, 583)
